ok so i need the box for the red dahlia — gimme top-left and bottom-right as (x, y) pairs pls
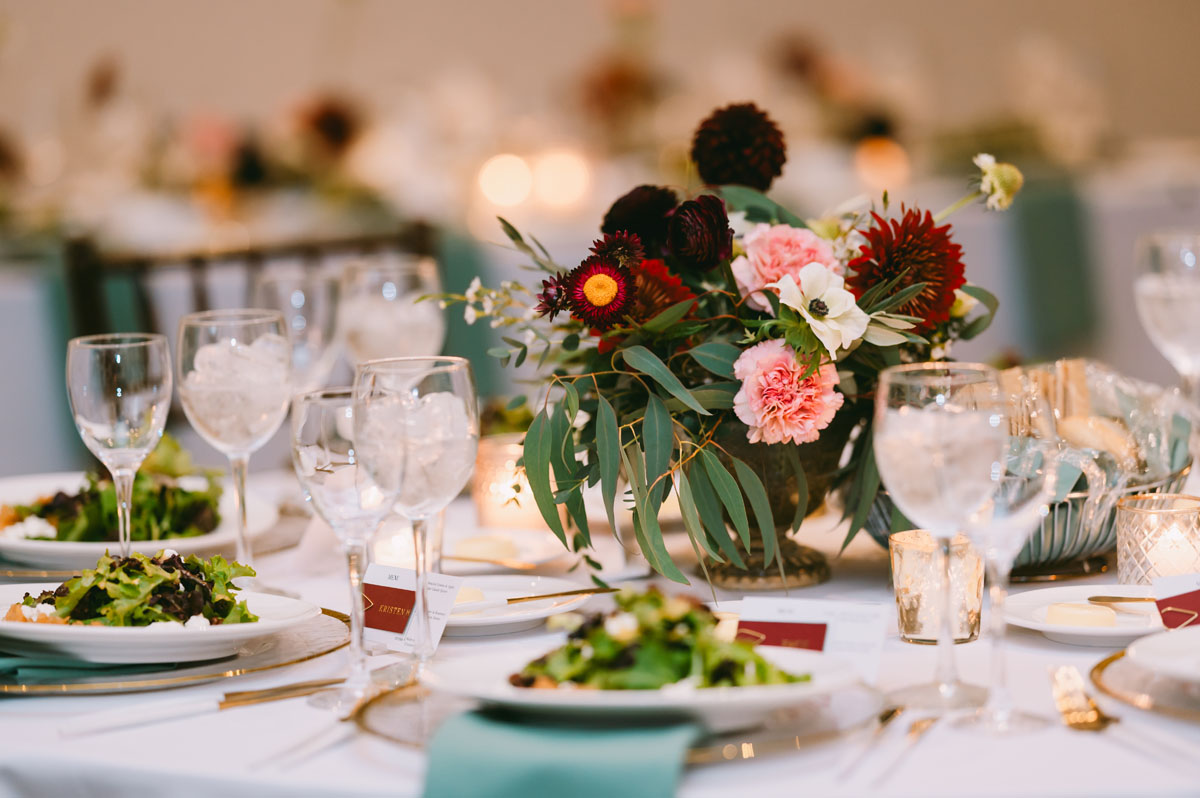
(566, 256), (633, 331)
(847, 208), (965, 333)
(631, 259), (696, 322)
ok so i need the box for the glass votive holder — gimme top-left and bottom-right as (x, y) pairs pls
(470, 433), (548, 529)
(889, 529), (983, 644)
(1115, 493), (1200, 585)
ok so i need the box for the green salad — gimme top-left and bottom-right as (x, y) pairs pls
(12, 551), (257, 627)
(1, 435), (223, 543)
(510, 588), (808, 690)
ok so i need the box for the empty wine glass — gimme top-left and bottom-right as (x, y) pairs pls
(251, 268), (341, 393)
(291, 388), (409, 711)
(1135, 232), (1200, 401)
(339, 254), (446, 364)
(66, 333), (172, 557)
(353, 357), (478, 673)
(177, 309), (291, 565)
(874, 362), (1007, 711)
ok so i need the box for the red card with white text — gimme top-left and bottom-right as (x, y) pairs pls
(362, 564), (463, 653)
(730, 597), (888, 683)
(1152, 574), (1200, 630)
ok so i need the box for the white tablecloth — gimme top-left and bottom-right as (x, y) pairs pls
(3, 496), (1200, 798)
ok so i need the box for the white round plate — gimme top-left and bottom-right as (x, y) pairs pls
(0, 583), (320, 663)
(0, 472), (278, 570)
(1127, 626), (1200, 685)
(374, 521), (568, 575)
(445, 575), (595, 637)
(1005, 584), (1162, 646)
(424, 645), (858, 732)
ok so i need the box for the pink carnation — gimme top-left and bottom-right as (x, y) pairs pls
(732, 339), (843, 445)
(731, 224), (841, 312)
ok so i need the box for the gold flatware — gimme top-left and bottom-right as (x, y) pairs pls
(1088, 596), (1157, 604)
(835, 705), (906, 778)
(451, 587), (616, 614)
(868, 716), (937, 787)
(63, 677), (345, 737)
(443, 555), (538, 571)
(1051, 666), (1200, 773)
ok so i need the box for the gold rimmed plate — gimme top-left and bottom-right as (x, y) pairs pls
(0, 609), (349, 695)
(1091, 651), (1200, 723)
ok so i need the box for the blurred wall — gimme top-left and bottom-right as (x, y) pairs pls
(0, 0), (1197, 139)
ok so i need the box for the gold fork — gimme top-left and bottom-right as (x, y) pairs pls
(1051, 666), (1200, 774)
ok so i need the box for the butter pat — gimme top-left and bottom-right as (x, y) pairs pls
(455, 534), (519, 560)
(1046, 602), (1117, 627)
(454, 586), (486, 605)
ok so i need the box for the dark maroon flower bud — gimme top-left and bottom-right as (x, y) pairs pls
(666, 195), (733, 271)
(601, 185), (677, 256)
(533, 273), (570, 321)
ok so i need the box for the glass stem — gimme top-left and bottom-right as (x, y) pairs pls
(1182, 373), (1200, 403)
(345, 538), (370, 687)
(229, 454), (251, 564)
(410, 517), (434, 671)
(112, 468), (135, 558)
(982, 558), (1014, 723)
(934, 537), (961, 697)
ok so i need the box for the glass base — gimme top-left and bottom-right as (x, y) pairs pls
(308, 662), (417, 715)
(886, 680), (987, 712)
(238, 577), (300, 599)
(953, 707), (1051, 735)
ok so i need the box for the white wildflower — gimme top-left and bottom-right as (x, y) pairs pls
(950, 288), (978, 318)
(465, 276), (483, 302)
(463, 304), (478, 325)
(481, 295), (495, 315)
(974, 153), (1024, 211)
(772, 263), (870, 358)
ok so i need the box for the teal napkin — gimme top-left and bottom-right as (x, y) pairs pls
(423, 711), (703, 798)
(0, 655), (171, 683)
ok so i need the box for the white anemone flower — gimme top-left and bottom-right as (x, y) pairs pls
(772, 263), (870, 358)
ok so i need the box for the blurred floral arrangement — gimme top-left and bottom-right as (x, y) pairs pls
(445, 102), (1023, 583)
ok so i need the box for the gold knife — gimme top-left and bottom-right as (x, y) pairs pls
(451, 587), (616, 614)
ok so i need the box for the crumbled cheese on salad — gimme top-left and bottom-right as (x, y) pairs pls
(2, 516), (56, 541)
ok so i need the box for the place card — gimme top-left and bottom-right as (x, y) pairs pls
(362, 564), (464, 653)
(733, 597), (889, 683)
(1151, 573), (1200, 629)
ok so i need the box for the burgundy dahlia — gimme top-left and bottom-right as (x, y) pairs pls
(566, 256), (633, 330)
(589, 231), (645, 268)
(846, 208), (966, 333)
(666, 194), (733, 271)
(533, 274), (570, 321)
(601, 185), (678, 255)
(690, 103), (787, 191)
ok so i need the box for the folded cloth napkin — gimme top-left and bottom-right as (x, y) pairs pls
(0, 656), (172, 683)
(423, 710), (703, 798)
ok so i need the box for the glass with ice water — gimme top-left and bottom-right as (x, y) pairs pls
(177, 309), (291, 565)
(1135, 233), (1200, 400)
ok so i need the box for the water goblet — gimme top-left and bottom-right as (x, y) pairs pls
(291, 388), (409, 711)
(339, 254), (445, 365)
(177, 309), (291, 565)
(66, 333), (172, 557)
(873, 362), (1008, 711)
(251, 268), (341, 393)
(353, 356), (478, 673)
(1134, 232), (1200, 401)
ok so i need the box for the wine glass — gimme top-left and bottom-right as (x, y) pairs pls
(339, 254), (446, 365)
(251, 268), (341, 393)
(1135, 232), (1200, 401)
(65, 333), (172, 557)
(873, 362), (1007, 711)
(291, 388), (409, 711)
(353, 357), (478, 672)
(177, 309), (291, 565)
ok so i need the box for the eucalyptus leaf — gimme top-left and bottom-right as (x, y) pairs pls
(731, 457), (777, 567)
(641, 299), (697, 333)
(699, 448), (750, 549)
(687, 460), (745, 568)
(595, 395), (621, 536)
(621, 345), (710, 415)
(716, 185), (807, 228)
(687, 341), (741, 379)
(675, 470), (724, 563)
(959, 284), (999, 340)
(642, 394), (673, 510)
(523, 410), (567, 544)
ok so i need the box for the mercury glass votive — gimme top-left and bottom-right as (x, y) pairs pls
(889, 530), (984, 644)
(1115, 494), (1200, 585)
(471, 433), (547, 529)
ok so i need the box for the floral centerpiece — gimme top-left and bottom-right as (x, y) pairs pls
(449, 103), (1022, 588)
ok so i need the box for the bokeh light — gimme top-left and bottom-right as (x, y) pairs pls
(477, 153), (532, 207)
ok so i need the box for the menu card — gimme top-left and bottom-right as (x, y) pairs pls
(733, 597), (889, 683)
(361, 564), (464, 653)
(1151, 573), (1200, 630)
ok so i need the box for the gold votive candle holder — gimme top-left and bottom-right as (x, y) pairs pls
(889, 529), (983, 644)
(1115, 493), (1200, 585)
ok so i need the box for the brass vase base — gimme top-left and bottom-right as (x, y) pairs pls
(703, 538), (831, 591)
